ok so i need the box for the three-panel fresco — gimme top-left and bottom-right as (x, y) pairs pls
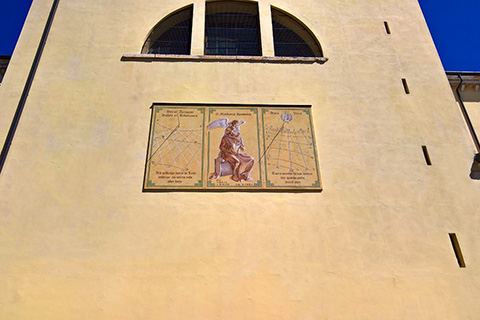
(144, 104), (322, 191)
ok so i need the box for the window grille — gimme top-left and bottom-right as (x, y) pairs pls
(204, 1), (262, 56)
(271, 8), (323, 57)
(142, 5), (193, 55)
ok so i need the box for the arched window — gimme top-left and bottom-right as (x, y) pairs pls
(271, 7), (323, 57)
(138, 3), (325, 60)
(204, 1), (262, 56)
(142, 5), (193, 55)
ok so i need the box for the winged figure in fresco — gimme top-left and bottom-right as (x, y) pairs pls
(207, 118), (255, 182)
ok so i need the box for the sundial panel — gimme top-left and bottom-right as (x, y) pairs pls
(144, 105), (322, 191)
(262, 108), (321, 189)
(144, 107), (205, 189)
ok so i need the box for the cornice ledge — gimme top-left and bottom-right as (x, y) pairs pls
(121, 54), (328, 64)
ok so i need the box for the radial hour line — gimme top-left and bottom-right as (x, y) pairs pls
(276, 124), (286, 168)
(259, 122), (285, 162)
(287, 129), (293, 171)
(163, 129), (178, 167)
(265, 125), (273, 138)
(155, 128), (168, 164)
(185, 144), (201, 169)
(182, 134), (198, 161)
(169, 130), (196, 167)
(147, 123), (180, 162)
(293, 129), (308, 170)
(164, 128), (188, 164)
(176, 133), (196, 166)
(301, 129), (311, 145)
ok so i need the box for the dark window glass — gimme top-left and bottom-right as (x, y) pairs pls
(271, 8), (323, 57)
(205, 1), (261, 56)
(142, 5), (193, 55)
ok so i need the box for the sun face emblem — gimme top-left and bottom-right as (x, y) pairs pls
(281, 112), (293, 123)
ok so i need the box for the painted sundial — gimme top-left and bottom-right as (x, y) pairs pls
(144, 105), (321, 191)
(145, 107), (205, 188)
(262, 109), (321, 188)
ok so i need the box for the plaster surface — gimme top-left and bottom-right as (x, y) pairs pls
(1, 0), (479, 319)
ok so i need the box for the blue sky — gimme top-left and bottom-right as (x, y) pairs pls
(0, 0), (478, 71)
(418, 0), (480, 71)
(0, 0), (32, 57)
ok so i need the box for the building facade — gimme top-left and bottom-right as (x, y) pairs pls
(447, 72), (480, 179)
(0, 55), (11, 85)
(1, 0), (479, 319)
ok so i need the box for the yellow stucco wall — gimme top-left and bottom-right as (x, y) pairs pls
(464, 102), (480, 138)
(1, 0), (480, 319)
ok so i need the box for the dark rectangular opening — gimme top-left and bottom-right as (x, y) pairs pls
(402, 78), (410, 94)
(422, 145), (432, 165)
(205, 1), (262, 56)
(384, 21), (391, 34)
(449, 233), (466, 268)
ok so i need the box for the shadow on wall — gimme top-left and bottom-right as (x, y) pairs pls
(470, 153), (480, 180)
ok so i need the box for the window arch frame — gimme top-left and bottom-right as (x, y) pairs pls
(270, 6), (324, 58)
(141, 4), (194, 55)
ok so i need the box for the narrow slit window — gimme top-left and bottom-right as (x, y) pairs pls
(449, 233), (466, 268)
(384, 21), (391, 34)
(402, 78), (410, 94)
(422, 145), (432, 165)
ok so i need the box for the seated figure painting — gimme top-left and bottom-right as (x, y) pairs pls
(207, 118), (255, 182)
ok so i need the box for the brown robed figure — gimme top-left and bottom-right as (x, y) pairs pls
(208, 118), (255, 182)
